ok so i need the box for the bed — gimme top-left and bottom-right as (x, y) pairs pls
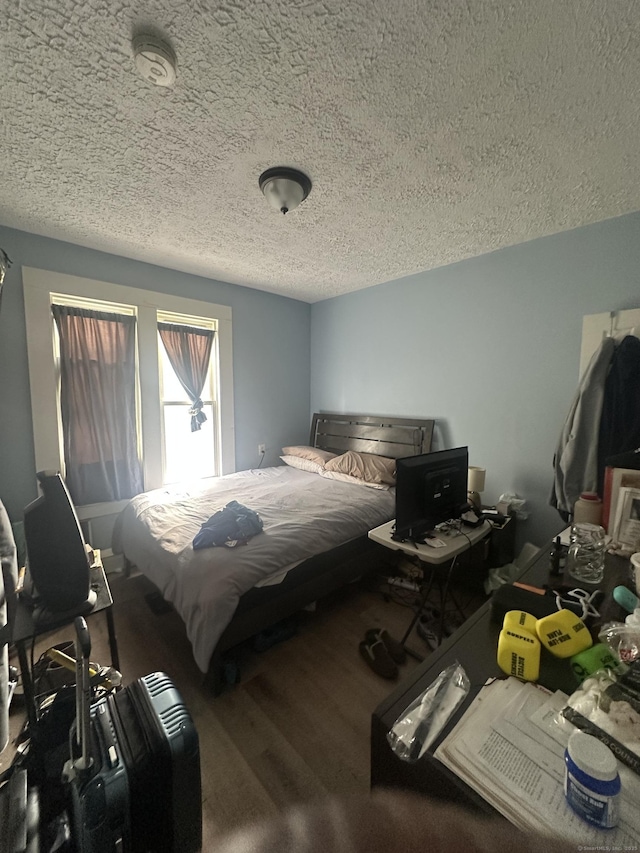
(113, 412), (434, 693)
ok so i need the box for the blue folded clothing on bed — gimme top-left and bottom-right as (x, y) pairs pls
(192, 500), (264, 549)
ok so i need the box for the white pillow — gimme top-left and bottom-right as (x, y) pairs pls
(281, 445), (337, 466)
(280, 455), (324, 475)
(320, 469), (390, 490)
(324, 450), (396, 485)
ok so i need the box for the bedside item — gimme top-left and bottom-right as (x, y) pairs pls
(395, 447), (469, 542)
(369, 518), (491, 657)
(467, 466), (485, 512)
(564, 730), (620, 829)
(566, 522), (606, 584)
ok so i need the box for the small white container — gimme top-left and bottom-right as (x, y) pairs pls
(564, 730), (620, 829)
(573, 492), (603, 525)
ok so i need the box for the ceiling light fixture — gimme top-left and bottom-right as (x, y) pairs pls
(259, 167), (312, 215)
(132, 34), (177, 87)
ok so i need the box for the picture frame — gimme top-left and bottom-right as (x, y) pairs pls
(610, 485), (640, 551)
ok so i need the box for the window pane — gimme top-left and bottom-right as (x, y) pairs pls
(163, 404), (215, 483)
(159, 341), (191, 402)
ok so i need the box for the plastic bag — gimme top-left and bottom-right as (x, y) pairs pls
(562, 664), (640, 774)
(498, 492), (529, 520)
(387, 662), (470, 763)
(599, 621), (640, 663)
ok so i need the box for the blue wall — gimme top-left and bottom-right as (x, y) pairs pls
(310, 212), (640, 548)
(0, 225), (311, 520)
(3, 212), (640, 547)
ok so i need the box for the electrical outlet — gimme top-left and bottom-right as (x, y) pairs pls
(258, 443), (266, 455)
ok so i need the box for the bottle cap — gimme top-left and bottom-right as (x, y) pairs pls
(567, 730), (617, 782)
(579, 492), (601, 502)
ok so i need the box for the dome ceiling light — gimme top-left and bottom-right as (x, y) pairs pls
(132, 34), (177, 88)
(259, 167), (312, 215)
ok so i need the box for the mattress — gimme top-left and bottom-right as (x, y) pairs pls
(114, 466), (395, 672)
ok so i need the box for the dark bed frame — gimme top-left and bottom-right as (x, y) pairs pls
(203, 413), (434, 695)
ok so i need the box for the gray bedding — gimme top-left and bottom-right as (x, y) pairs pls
(114, 466), (395, 672)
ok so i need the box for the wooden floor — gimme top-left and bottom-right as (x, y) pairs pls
(4, 567), (481, 848)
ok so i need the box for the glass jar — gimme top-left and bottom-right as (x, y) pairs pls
(567, 522), (606, 584)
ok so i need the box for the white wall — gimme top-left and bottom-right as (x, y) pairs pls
(310, 211), (640, 548)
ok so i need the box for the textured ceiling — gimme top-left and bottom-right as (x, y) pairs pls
(1, 1), (640, 302)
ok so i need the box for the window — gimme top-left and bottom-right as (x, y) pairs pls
(157, 314), (218, 484)
(23, 267), (235, 518)
(52, 302), (143, 504)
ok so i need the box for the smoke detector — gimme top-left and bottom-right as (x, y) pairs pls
(133, 34), (177, 87)
(259, 167), (312, 215)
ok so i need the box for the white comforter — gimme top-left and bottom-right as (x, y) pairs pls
(114, 466), (395, 672)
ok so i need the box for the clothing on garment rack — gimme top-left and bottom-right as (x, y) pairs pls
(550, 336), (615, 516)
(550, 334), (640, 518)
(597, 335), (640, 497)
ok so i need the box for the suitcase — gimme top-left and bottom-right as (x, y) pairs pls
(66, 617), (202, 853)
(0, 768), (40, 853)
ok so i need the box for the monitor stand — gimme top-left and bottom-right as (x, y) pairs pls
(32, 588), (98, 628)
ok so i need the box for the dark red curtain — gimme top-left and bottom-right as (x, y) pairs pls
(52, 305), (143, 505)
(157, 323), (215, 432)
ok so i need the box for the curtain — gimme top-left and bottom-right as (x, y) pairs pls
(52, 305), (143, 505)
(157, 323), (215, 432)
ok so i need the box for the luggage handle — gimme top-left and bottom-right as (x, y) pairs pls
(74, 616), (92, 772)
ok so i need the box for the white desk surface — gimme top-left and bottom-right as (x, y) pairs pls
(368, 519), (492, 565)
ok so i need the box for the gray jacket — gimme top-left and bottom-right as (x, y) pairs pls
(550, 336), (615, 515)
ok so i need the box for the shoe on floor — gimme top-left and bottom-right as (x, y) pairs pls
(364, 628), (406, 664)
(420, 603), (460, 638)
(359, 638), (398, 679)
(416, 616), (441, 650)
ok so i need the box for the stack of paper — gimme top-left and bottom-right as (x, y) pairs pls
(434, 677), (640, 845)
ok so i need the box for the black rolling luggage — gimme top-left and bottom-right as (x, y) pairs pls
(65, 617), (201, 853)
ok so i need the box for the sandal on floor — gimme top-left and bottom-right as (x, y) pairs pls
(365, 628), (406, 665)
(359, 638), (398, 679)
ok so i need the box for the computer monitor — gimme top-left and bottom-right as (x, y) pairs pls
(23, 471), (96, 619)
(395, 447), (469, 541)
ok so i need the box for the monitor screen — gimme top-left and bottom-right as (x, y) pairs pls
(23, 471), (94, 616)
(395, 447), (469, 540)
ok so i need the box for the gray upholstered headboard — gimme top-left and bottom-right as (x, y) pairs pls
(310, 412), (434, 459)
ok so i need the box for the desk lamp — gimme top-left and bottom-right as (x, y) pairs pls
(467, 466), (486, 512)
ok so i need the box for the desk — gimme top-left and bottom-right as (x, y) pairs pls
(12, 557), (119, 729)
(370, 539), (633, 811)
(368, 520), (492, 652)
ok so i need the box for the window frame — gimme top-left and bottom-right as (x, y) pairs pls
(23, 267), (235, 518)
(157, 312), (220, 483)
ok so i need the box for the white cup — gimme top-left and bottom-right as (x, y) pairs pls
(631, 553), (640, 595)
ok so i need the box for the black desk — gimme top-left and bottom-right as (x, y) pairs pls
(370, 538), (634, 812)
(12, 559), (119, 729)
